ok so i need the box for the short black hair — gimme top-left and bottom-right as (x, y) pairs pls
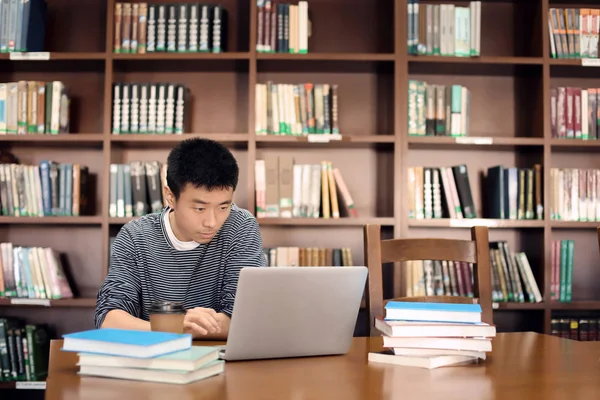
(166, 138), (239, 198)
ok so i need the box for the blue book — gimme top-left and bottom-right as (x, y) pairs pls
(384, 302), (482, 323)
(62, 328), (192, 359)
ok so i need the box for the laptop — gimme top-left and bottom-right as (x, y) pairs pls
(219, 266), (368, 361)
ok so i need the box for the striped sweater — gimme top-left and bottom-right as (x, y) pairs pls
(94, 204), (266, 328)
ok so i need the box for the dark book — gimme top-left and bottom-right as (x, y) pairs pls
(451, 164), (476, 218)
(486, 165), (504, 219)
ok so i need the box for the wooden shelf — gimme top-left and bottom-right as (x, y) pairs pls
(407, 136), (544, 149)
(550, 221), (599, 229)
(111, 134), (249, 146)
(0, 298), (97, 307)
(113, 52), (250, 60)
(0, 52), (106, 60)
(550, 139), (600, 148)
(408, 219), (545, 229)
(255, 135), (395, 148)
(257, 53), (395, 61)
(0, 381), (46, 390)
(0, 134), (103, 142)
(548, 58), (585, 66)
(406, 55), (544, 65)
(550, 301), (600, 311)
(257, 217), (395, 227)
(493, 302), (546, 310)
(0, 216), (102, 225)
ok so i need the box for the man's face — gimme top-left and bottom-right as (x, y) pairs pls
(167, 183), (234, 244)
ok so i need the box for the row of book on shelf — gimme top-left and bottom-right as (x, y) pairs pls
(0, 318), (50, 383)
(0, 81), (70, 135)
(0, 0), (46, 53)
(0, 157), (91, 218)
(407, 164), (543, 221)
(0, 243), (74, 301)
(255, 82), (339, 136)
(550, 168), (600, 222)
(407, 81), (600, 142)
(548, 8), (600, 59)
(407, 1), (482, 57)
(406, 241), (541, 304)
(368, 301), (494, 369)
(254, 156), (357, 219)
(109, 161), (166, 218)
(408, 81), (470, 137)
(264, 247), (353, 267)
(550, 239), (574, 303)
(114, 2), (226, 54)
(551, 86), (600, 140)
(256, 1), (309, 54)
(112, 82), (189, 135)
(551, 318), (600, 341)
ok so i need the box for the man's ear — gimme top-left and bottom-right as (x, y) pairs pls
(163, 185), (176, 209)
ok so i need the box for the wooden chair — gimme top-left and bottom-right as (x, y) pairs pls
(597, 227), (600, 257)
(363, 224), (494, 336)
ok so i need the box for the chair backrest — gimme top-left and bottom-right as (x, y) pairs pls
(363, 224), (493, 336)
(597, 227), (600, 257)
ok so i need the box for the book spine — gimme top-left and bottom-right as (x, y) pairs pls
(188, 4), (199, 52)
(166, 5), (177, 52)
(138, 3), (147, 54)
(146, 5), (156, 52)
(112, 83), (121, 134)
(177, 4), (188, 52)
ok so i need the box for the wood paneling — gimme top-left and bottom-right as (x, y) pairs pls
(1, 0), (599, 339)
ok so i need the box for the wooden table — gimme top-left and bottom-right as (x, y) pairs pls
(45, 332), (600, 400)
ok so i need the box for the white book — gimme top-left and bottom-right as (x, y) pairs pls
(310, 164), (321, 217)
(368, 351), (479, 369)
(292, 164), (302, 217)
(156, 5), (166, 51)
(0, 83), (6, 133)
(50, 81), (64, 134)
(165, 84), (175, 134)
(582, 89), (588, 139)
(188, 4), (199, 52)
(156, 84), (166, 133)
(375, 317), (496, 338)
(139, 84), (148, 133)
(382, 336), (492, 352)
(199, 5), (210, 51)
(254, 159), (266, 218)
(120, 84), (130, 133)
(270, 84), (280, 134)
(148, 84), (157, 133)
(300, 164), (311, 217)
(174, 85), (185, 134)
(177, 4), (188, 52)
(392, 346), (486, 360)
(298, 1), (308, 53)
(166, 5), (176, 52)
(146, 5), (156, 52)
(130, 84), (139, 133)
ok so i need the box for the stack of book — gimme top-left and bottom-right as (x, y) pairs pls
(61, 328), (224, 384)
(368, 301), (496, 369)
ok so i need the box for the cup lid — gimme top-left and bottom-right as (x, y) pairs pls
(150, 301), (185, 314)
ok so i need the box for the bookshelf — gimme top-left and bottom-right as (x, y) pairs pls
(0, 0), (599, 346)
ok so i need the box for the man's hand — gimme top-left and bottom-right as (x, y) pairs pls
(184, 307), (221, 337)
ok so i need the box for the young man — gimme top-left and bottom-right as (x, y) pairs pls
(94, 138), (266, 339)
